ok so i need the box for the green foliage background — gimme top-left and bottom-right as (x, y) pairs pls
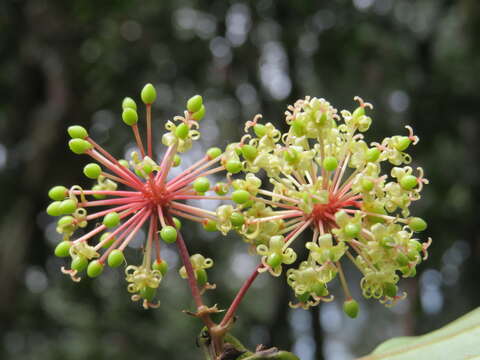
(0, 0), (479, 359)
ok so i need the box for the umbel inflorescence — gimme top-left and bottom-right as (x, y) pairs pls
(221, 96), (431, 317)
(47, 85), (431, 322)
(47, 84), (232, 309)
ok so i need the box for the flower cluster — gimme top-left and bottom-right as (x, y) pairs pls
(222, 96), (431, 316)
(47, 84), (228, 308)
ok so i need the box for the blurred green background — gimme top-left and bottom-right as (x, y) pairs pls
(1, 0), (479, 359)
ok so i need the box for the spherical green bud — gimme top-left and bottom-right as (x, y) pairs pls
(232, 190), (250, 204)
(48, 186), (68, 201)
(352, 106), (365, 119)
(153, 259), (169, 276)
(99, 232), (115, 248)
(196, 268), (208, 286)
(365, 148), (380, 162)
(395, 136), (411, 152)
(409, 239), (422, 252)
(361, 178), (374, 192)
(92, 185), (106, 199)
(296, 292), (310, 303)
(345, 223), (360, 238)
(343, 299), (359, 318)
(172, 154), (181, 167)
(107, 249), (125, 268)
(71, 256), (88, 272)
(54, 241), (71, 257)
(160, 226), (177, 243)
(291, 119), (305, 136)
(267, 253), (283, 268)
(283, 148), (299, 165)
(323, 156), (338, 171)
(68, 125), (88, 139)
(396, 252), (409, 266)
(383, 282), (398, 298)
(187, 95), (203, 113)
(225, 159), (242, 174)
(122, 108), (138, 126)
(83, 163), (102, 179)
(69, 139), (92, 154)
(87, 260), (104, 278)
(253, 124), (266, 137)
(58, 215), (74, 227)
(172, 217), (182, 230)
(407, 250), (418, 261)
(59, 199), (77, 215)
(241, 145), (258, 161)
(203, 219), (217, 232)
(141, 83), (157, 104)
(103, 212), (120, 228)
(193, 177), (210, 193)
(140, 286), (157, 301)
(230, 212), (245, 227)
(400, 175), (418, 190)
(122, 97), (137, 110)
(207, 147), (222, 160)
(408, 217), (427, 232)
(47, 201), (62, 216)
(175, 123), (189, 139)
(192, 105), (206, 121)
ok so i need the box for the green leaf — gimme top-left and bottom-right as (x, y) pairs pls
(360, 307), (480, 359)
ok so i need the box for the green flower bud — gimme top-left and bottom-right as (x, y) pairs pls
(225, 159), (242, 174)
(107, 249), (125, 268)
(103, 212), (120, 228)
(196, 268), (208, 286)
(71, 256), (88, 272)
(160, 226), (177, 243)
(361, 178), (374, 192)
(291, 119), (305, 136)
(396, 252), (409, 266)
(383, 282), (398, 298)
(47, 201), (62, 216)
(122, 108), (138, 126)
(122, 97), (137, 110)
(153, 259), (169, 276)
(230, 212), (245, 227)
(99, 232), (115, 248)
(207, 147), (222, 160)
(69, 139), (92, 154)
(352, 106), (365, 119)
(395, 136), (411, 151)
(140, 286), (157, 301)
(323, 156), (338, 171)
(83, 163), (102, 179)
(87, 260), (104, 278)
(58, 215), (74, 227)
(59, 199), (77, 215)
(54, 241), (71, 257)
(400, 175), (418, 190)
(192, 105), (206, 121)
(203, 219), (217, 232)
(48, 186), (68, 201)
(284, 148), (299, 165)
(409, 239), (422, 252)
(92, 185), (106, 199)
(343, 299), (359, 318)
(296, 292), (310, 303)
(408, 217), (427, 232)
(172, 154), (181, 167)
(365, 148), (380, 162)
(267, 253), (283, 268)
(312, 283), (328, 297)
(345, 223), (360, 237)
(175, 123), (189, 139)
(141, 83), (157, 104)
(67, 125), (88, 139)
(380, 235), (395, 248)
(253, 124), (266, 137)
(193, 177), (210, 193)
(241, 145), (258, 161)
(232, 190), (250, 204)
(187, 95), (203, 113)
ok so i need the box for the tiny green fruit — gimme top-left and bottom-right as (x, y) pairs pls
(230, 212), (245, 227)
(71, 256), (88, 272)
(122, 108), (138, 126)
(67, 125), (88, 139)
(241, 145), (258, 161)
(400, 175), (418, 190)
(343, 299), (359, 318)
(103, 212), (120, 228)
(196, 269), (208, 286)
(152, 259), (169, 276)
(59, 199), (77, 215)
(47, 201), (62, 216)
(365, 148), (380, 162)
(232, 190), (250, 204)
(83, 163), (102, 179)
(207, 147), (222, 159)
(225, 159), (242, 174)
(344, 223), (360, 237)
(108, 250), (125, 268)
(141, 83), (157, 104)
(160, 226), (177, 243)
(323, 156), (338, 171)
(87, 260), (104, 278)
(175, 123), (189, 139)
(192, 105), (205, 121)
(409, 217), (427, 232)
(193, 177), (210, 193)
(203, 219), (217, 232)
(122, 97), (137, 110)
(187, 95), (203, 113)
(69, 139), (92, 154)
(99, 232), (115, 248)
(48, 186), (68, 201)
(267, 253), (283, 268)
(54, 241), (71, 257)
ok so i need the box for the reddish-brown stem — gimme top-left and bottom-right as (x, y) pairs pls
(131, 124), (146, 158)
(220, 264), (263, 327)
(146, 104), (152, 158)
